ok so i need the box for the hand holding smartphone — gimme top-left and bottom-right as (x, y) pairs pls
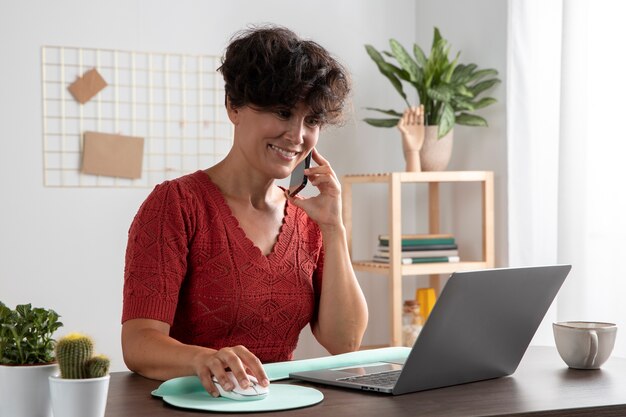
(288, 152), (312, 197)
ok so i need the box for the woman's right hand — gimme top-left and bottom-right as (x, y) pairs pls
(192, 345), (270, 397)
(121, 319), (269, 397)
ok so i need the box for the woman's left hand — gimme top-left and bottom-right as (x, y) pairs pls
(287, 148), (342, 231)
(287, 149), (368, 354)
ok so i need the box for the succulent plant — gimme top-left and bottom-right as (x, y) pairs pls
(0, 301), (63, 365)
(55, 332), (109, 379)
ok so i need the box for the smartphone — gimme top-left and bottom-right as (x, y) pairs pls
(288, 152), (312, 197)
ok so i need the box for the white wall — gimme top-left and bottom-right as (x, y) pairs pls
(0, 0), (508, 370)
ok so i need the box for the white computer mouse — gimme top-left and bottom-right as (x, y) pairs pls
(212, 371), (269, 401)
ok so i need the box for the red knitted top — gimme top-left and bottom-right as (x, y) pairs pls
(122, 170), (324, 363)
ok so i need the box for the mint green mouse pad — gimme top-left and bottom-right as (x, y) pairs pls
(160, 383), (323, 413)
(152, 347), (410, 412)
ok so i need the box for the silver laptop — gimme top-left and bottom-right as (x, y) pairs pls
(290, 265), (571, 395)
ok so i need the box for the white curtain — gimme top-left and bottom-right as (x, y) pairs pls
(508, 0), (626, 357)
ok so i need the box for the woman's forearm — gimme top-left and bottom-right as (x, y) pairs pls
(121, 322), (214, 381)
(313, 224), (368, 354)
(121, 319), (269, 397)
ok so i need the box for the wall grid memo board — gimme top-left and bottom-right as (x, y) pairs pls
(41, 45), (233, 188)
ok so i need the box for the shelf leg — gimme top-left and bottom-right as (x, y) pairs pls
(389, 173), (402, 346)
(483, 172), (495, 268)
(428, 182), (440, 234)
(428, 182), (441, 294)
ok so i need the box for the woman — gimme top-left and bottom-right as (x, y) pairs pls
(121, 25), (368, 397)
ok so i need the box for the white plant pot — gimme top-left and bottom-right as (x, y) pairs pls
(0, 363), (58, 417)
(49, 375), (110, 417)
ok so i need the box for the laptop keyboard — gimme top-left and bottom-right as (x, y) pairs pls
(337, 370), (402, 388)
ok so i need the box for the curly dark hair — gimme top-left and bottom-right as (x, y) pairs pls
(217, 25), (351, 125)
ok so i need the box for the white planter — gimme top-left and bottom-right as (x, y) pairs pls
(49, 375), (110, 417)
(0, 363), (58, 417)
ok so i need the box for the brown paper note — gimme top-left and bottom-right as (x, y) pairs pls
(68, 68), (108, 104)
(81, 132), (144, 179)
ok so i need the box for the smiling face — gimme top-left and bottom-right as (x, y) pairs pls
(227, 101), (320, 180)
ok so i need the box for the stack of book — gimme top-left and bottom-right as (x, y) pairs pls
(372, 233), (459, 264)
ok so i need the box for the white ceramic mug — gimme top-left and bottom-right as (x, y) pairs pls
(553, 321), (617, 369)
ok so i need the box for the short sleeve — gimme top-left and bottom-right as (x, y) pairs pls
(122, 181), (195, 325)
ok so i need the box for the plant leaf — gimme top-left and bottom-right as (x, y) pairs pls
(433, 27), (443, 48)
(390, 39), (419, 82)
(427, 85), (454, 102)
(363, 117), (400, 128)
(378, 50), (412, 82)
(467, 68), (499, 83)
(469, 78), (501, 96)
(365, 107), (403, 117)
(456, 113), (488, 126)
(451, 98), (475, 112)
(438, 103), (455, 138)
(413, 43), (427, 67)
(365, 45), (410, 106)
(443, 51), (460, 83)
(387, 65), (412, 82)
(16, 303), (31, 318)
(454, 84), (474, 100)
(472, 97), (497, 109)
(452, 63), (477, 84)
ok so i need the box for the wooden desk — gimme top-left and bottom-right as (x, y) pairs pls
(105, 347), (626, 417)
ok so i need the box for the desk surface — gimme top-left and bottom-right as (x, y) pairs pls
(105, 347), (626, 417)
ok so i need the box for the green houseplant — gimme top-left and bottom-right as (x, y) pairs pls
(49, 332), (111, 417)
(364, 27), (501, 139)
(0, 301), (63, 417)
(0, 302), (63, 365)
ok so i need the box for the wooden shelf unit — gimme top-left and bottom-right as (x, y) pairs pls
(342, 171), (495, 347)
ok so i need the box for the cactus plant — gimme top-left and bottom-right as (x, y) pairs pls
(86, 354), (111, 378)
(55, 332), (109, 379)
